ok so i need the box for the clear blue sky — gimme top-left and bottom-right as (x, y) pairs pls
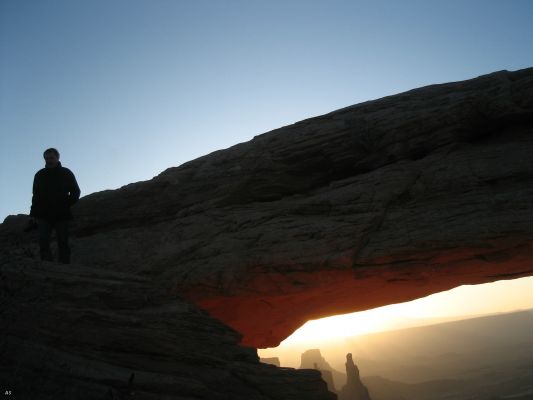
(1, 0), (532, 221)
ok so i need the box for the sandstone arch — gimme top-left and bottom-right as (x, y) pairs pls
(54, 68), (533, 346)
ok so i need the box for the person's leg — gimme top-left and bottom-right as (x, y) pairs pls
(55, 220), (71, 264)
(37, 219), (54, 261)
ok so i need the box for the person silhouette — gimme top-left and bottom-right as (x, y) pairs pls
(29, 148), (81, 263)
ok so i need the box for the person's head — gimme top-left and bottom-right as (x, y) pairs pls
(43, 148), (60, 168)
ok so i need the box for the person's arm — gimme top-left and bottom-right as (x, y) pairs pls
(67, 170), (81, 206)
(29, 173), (39, 218)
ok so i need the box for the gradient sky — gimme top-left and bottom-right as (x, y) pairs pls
(1, 0), (533, 219)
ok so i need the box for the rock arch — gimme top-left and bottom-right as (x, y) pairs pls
(59, 67), (533, 347)
(19, 68), (533, 348)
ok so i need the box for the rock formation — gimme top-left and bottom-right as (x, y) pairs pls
(339, 353), (371, 400)
(0, 255), (334, 400)
(315, 363), (336, 394)
(300, 349), (342, 392)
(1, 67), (533, 397)
(300, 349), (335, 370)
(38, 67), (532, 348)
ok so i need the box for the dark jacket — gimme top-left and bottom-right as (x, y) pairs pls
(30, 161), (81, 222)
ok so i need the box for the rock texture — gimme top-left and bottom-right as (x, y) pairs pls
(2, 67), (533, 354)
(0, 254), (334, 400)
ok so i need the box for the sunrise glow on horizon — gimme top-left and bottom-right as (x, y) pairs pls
(259, 276), (533, 353)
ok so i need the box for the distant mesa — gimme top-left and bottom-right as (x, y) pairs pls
(301, 349), (344, 392)
(300, 349), (337, 371)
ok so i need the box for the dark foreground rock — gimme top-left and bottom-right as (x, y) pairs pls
(0, 255), (334, 400)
